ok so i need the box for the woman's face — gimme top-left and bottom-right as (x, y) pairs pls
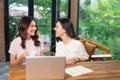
(27, 20), (37, 38)
(54, 21), (65, 37)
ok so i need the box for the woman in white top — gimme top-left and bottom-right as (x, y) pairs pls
(54, 18), (89, 65)
(8, 16), (44, 65)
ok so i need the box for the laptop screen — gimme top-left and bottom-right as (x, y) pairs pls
(26, 56), (66, 80)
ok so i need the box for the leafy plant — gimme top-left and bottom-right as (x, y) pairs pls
(9, 16), (19, 42)
(79, 0), (120, 55)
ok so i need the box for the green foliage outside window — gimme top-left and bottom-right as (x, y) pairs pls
(79, 0), (120, 60)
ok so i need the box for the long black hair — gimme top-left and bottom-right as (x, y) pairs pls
(17, 16), (40, 49)
(56, 18), (79, 42)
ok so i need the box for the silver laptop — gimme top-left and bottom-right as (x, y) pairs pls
(26, 56), (66, 80)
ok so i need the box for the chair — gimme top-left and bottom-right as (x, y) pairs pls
(84, 42), (97, 61)
(80, 37), (111, 61)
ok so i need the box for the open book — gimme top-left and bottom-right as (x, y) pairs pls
(65, 66), (93, 77)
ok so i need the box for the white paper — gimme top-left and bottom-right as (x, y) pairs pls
(65, 66), (93, 77)
(29, 51), (37, 57)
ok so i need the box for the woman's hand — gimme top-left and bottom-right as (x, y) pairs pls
(66, 58), (76, 65)
(10, 52), (29, 65)
(22, 52), (29, 58)
(66, 58), (80, 65)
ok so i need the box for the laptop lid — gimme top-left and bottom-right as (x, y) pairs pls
(26, 56), (66, 80)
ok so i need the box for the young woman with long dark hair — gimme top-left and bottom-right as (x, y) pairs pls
(54, 18), (89, 65)
(9, 16), (44, 65)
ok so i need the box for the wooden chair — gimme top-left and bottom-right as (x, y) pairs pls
(80, 37), (111, 61)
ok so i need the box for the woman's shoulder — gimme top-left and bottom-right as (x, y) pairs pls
(71, 39), (84, 46)
(70, 39), (84, 49)
(56, 41), (63, 45)
(11, 37), (21, 43)
(72, 39), (82, 44)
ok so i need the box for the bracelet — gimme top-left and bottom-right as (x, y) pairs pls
(74, 58), (81, 63)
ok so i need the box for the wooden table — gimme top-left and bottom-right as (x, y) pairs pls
(9, 61), (120, 80)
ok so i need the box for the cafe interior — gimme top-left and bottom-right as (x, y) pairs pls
(0, 0), (120, 80)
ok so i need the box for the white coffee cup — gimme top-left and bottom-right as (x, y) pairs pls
(29, 51), (37, 57)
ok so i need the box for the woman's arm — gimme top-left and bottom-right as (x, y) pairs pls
(40, 50), (55, 56)
(78, 42), (89, 61)
(40, 50), (49, 56)
(10, 52), (29, 65)
(66, 58), (80, 65)
(66, 57), (87, 65)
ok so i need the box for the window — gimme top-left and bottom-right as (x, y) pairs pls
(9, 0), (28, 42)
(56, 0), (69, 19)
(5, 0), (70, 61)
(78, 0), (120, 59)
(33, 0), (52, 50)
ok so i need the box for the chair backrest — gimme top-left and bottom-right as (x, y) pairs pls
(80, 39), (97, 61)
(80, 37), (111, 61)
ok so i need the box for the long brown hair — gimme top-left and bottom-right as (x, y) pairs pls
(56, 18), (79, 42)
(17, 16), (40, 49)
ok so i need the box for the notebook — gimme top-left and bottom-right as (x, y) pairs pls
(26, 56), (66, 80)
